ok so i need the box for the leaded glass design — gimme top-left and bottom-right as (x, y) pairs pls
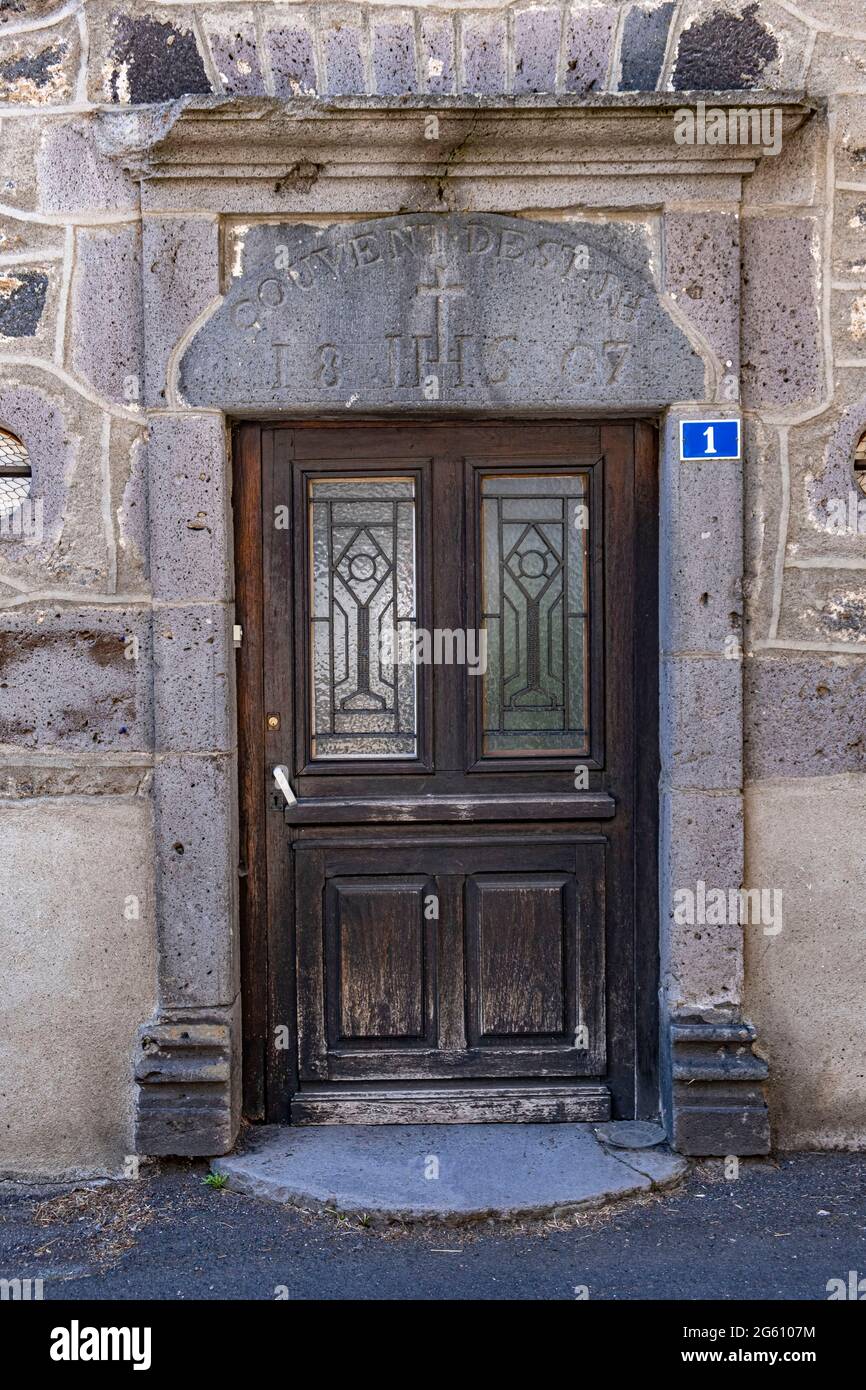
(309, 477), (417, 759)
(481, 472), (589, 756)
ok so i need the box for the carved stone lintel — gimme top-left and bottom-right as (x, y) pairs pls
(134, 1000), (241, 1157)
(179, 213), (706, 414)
(665, 1017), (771, 1156)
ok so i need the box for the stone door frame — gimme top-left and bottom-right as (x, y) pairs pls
(124, 95), (815, 1156)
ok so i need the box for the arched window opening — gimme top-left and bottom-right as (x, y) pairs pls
(0, 426), (31, 518)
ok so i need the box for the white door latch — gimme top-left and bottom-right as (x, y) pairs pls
(273, 765), (297, 807)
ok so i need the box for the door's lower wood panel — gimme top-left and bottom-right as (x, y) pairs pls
(327, 876), (434, 1045)
(291, 1084), (611, 1125)
(295, 832), (606, 1084)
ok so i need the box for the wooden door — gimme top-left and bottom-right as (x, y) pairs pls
(235, 421), (658, 1125)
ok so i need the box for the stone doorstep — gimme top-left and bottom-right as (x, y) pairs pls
(210, 1123), (687, 1224)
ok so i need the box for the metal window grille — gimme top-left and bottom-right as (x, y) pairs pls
(856, 431), (866, 495)
(0, 427), (31, 517)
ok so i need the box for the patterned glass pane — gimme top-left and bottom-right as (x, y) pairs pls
(481, 472), (589, 757)
(309, 476), (417, 759)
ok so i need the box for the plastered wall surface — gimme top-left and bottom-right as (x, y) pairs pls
(0, 797), (155, 1177)
(745, 774), (866, 1150)
(0, 0), (864, 1170)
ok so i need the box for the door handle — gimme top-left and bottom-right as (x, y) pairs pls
(273, 765), (297, 808)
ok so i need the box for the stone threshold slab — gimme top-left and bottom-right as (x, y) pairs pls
(211, 1122), (687, 1223)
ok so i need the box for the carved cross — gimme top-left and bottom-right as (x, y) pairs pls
(416, 265), (466, 366)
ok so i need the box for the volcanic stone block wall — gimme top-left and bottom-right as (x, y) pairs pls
(0, 1), (838, 105)
(0, 0), (864, 1172)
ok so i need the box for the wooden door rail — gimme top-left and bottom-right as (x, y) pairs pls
(283, 792), (616, 824)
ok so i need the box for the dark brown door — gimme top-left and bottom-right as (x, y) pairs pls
(235, 421), (658, 1124)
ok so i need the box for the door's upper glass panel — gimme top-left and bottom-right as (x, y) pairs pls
(481, 472), (589, 757)
(309, 476), (417, 759)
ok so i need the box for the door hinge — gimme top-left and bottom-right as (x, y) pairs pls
(233, 623), (243, 648)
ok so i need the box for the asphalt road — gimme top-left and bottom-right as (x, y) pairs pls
(1, 1152), (864, 1301)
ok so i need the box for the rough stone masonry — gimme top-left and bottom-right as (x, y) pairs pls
(0, 0), (864, 1178)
